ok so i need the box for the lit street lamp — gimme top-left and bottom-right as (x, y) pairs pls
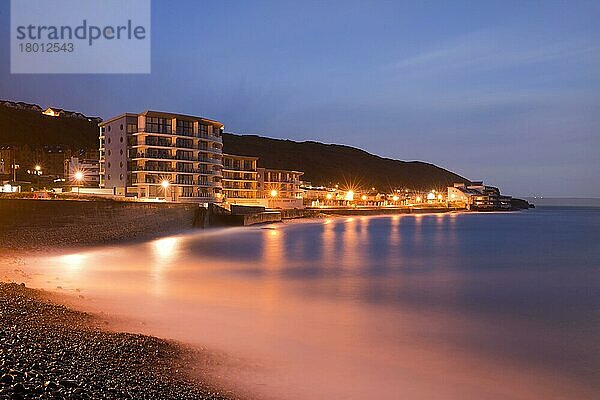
(270, 189), (278, 198)
(74, 170), (84, 196)
(161, 179), (170, 201)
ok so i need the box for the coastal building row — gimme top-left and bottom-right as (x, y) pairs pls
(99, 111), (304, 208)
(447, 182), (511, 210)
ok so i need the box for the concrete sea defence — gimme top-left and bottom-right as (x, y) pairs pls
(0, 199), (206, 250)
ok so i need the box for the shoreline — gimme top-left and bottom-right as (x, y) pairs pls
(0, 197), (500, 251)
(0, 282), (242, 400)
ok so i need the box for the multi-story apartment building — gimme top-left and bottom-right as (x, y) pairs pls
(99, 111), (223, 202)
(222, 154), (259, 202)
(257, 168), (304, 208)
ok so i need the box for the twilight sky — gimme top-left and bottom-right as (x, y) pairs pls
(1, 0), (599, 197)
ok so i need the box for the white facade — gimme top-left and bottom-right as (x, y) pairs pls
(99, 111), (224, 202)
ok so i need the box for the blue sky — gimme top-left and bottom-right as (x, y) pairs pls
(1, 0), (599, 197)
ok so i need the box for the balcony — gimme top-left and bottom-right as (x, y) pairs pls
(145, 138), (172, 147)
(198, 156), (221, 165)
(132, 164), (175, 172)
(131, 152), (197, 163)
(198, 133), (222, 142)
(197, 181), (222, 188)
(198, 146), (222, 155)
(198, 169), (222, 176)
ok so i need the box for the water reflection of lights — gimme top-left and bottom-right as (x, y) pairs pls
(59, 253), (87, 270)
(152, 237), (180, 263)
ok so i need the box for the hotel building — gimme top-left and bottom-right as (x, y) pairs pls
(257, 168), (304, 208)
(99, 111), (224, 202)
(222, 154), (259, 202)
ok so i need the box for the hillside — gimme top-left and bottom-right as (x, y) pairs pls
(0, 104), (98, 149)
(223, 133), (469, 190)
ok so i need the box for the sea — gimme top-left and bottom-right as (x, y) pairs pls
(12, 206), (600, 399)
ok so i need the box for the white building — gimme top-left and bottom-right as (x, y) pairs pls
(99, 111), (224, 202)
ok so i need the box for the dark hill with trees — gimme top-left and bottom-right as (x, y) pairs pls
(0, 103), (98, 150)
(223, 133), (469, 190)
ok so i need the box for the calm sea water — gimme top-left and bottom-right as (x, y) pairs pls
(15, 207), (600, 399)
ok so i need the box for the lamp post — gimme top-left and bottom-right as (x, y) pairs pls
(34, 164), (41, 189)
(161, 179), (170, 201)
(74, 170), (84, 196)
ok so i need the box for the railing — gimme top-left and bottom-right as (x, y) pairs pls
(131, 165), (175, 172)
(132, 152), (199, 162)
(198, 156), (221, 164)
(198, 133), (222, 141)
(198, 169), (222, 175)
(145, 138), (172, 147)
(198, 147), (222, 154)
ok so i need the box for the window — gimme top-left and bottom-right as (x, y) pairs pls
(120, 137), (124, 143)
(108, 137), (111, 144)
(199, 124), (208, 136)
(120, 149), (123, 155)
(120, 174), (124, 180)
(108, 150), (111, 156)
(120, 161), (123, 168)
(108, 162), (111, 168)
(120, 124), (123, 130)
(107, 174), (111, 180)
(176, 119), (193, 135)
(127, 124), (137, 133)
(145, 117), (172, 133)
(108, 126), (111, 132)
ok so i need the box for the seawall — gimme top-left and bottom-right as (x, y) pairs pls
(0, 199), (205, 250)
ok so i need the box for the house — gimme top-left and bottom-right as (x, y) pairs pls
(42, 107), (64, 117)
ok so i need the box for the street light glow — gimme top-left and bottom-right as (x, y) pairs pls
(34, 165), (41, 171)
(270, 189), (278, 197)
(74, 171), (84, 181)
(161, 180), (170, 189)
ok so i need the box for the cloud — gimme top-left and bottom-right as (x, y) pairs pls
(383, 29), (599, 76)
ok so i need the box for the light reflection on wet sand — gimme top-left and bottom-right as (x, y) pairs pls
(4, 211), (600, 399)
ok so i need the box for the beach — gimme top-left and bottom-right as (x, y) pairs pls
(0, 282), (240, 400)
(1, 208), (599, 399)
